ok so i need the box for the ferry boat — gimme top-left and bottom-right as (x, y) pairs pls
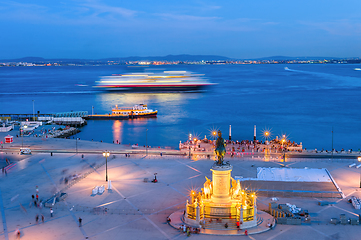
(94, 71), (215, 91)
(113, 104), (157, 118)
(86, 104), (157, 120)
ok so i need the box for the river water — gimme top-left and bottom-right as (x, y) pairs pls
(1, 63), (361, 150)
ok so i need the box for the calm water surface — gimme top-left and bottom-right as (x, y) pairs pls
(1, 64), (361, 150)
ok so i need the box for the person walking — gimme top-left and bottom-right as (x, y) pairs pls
(35, 214), (39, 224)
(50, 208), (53, 217)
(41, 215), (44, 223)
(15, 228), (20, 239)
(78, 217), (82, 227)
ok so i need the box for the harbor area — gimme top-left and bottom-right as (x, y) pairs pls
(1, 137), (361, 239)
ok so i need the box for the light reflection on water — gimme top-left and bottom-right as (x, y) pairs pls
(112, 120), (122, 144)
(1, 64), (361, 150)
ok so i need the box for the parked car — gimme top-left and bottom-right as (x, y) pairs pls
(20, 148), (31, 154)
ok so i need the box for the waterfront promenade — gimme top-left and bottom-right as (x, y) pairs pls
(1, 135), (361, 239)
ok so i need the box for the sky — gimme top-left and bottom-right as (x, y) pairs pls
(1, 0), (361, 59)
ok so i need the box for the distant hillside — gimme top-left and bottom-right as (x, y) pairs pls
(249, 56), (343, 61)
(100, 54), (233, 62)
(1, 55), (358, 63)
(1, 56), (46, 62)
(0, 54), (233, 63)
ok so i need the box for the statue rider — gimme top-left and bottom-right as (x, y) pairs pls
(215, 130), (226, 165)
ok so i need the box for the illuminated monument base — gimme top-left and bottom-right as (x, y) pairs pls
(185, 163), (257, 229)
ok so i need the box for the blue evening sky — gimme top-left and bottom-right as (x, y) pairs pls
(1, 0), (360, 59)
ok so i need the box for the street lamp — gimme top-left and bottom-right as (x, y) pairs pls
(21, 125), (28, 148)
(146, 129), (148, 156)
(32, 100), (35, 121)
(103, 151), (110, 182)
(212, 131), (217, 141)
(264, 131), (270, 143)
(189, 134), (192, 158)
(358, 157), (361, 188)
(281, 137), (286, 160)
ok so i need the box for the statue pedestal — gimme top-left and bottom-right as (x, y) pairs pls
(184, 162), (257, 230)
(211, 164), (232, 204)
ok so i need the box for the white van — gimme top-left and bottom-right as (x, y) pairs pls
(20, 148), (32, 154)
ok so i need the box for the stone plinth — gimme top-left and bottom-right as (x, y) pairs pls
(211, 164), (232, 203)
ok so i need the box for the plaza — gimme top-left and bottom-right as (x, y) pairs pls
(1, 137), (361, 239)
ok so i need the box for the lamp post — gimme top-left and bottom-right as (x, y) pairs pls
(358, 157), (361, 188)
(281, 137), (286, 160)
(212, 131), (216, 141)
(32, 100), (35, 121)
(264, 131), (270, 143)
(189, 134), (192, 158)
(146, 129), (148, 156)
(103, 151), (110, 182)
(76, 131), (78, 154)
(21, 125), (28, 148)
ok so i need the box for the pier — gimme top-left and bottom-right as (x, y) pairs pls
(0, 111), (88, 127)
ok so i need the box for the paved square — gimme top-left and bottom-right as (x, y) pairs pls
(1, 138), (361, 239)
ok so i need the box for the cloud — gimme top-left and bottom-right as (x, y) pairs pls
(299, 19), (361, 36)
(80, 0), (138, 18)
(0, 0), (138, 24)
(155, 13), (221, 21)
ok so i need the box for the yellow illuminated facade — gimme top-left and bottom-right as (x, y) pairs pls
(185, 164), (257, 228)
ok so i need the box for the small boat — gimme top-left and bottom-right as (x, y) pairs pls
(113, 104), (158, 118)
(86, 104), (157, 120)
(354, 68), (361, 71)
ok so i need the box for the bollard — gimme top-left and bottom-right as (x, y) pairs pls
(51, 152), (53, 156)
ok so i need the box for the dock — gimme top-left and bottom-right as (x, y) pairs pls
(0, 111), (88, 127)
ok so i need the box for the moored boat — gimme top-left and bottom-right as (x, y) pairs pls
(114, 104), (158, 118)
(86, 104), (157, 120)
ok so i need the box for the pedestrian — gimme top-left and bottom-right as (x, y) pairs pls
(34, 200), (37, 207)
(32, 195), (34, 200)
(50, 208), (53, 217)
(35, 214), (39, 224)
(2, 167), (4, 174)
(15, 228), (20, 239)
(4, 169), (7, 176)
(36, 194), (38, 201)
(225, 223), (228, 228)
(41, 215), (44, 223)
(78, 217), (82, 227)
(236, 221), (240, 229)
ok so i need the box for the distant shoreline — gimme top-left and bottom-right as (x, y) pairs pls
(1, 60), (361, 67)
